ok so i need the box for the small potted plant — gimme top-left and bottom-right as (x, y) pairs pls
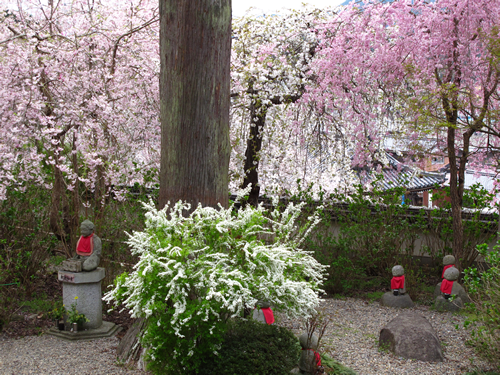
(50, 303), (66, 330)
(67, 296), (89, 332)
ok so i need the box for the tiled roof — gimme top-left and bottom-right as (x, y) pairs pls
(368, 153), (446, 192)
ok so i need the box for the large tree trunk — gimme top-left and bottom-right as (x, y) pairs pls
(123, 0), (232, 369)
(158, 0), (231, 211)
(447, 126), (464, 271)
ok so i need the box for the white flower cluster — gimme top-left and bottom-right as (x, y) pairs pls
(104, 187), (327, 344)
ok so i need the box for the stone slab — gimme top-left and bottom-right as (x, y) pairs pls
(380, 292), (414, 308)
(58, 267), (105, 284)
(46, 321), (121, 341)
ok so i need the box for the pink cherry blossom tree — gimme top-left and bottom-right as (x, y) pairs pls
(230, 9), (357, 203)
(0, 0), (160, 252)
(310, 0), (500, 269)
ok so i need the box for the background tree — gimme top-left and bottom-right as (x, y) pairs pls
(230, 9), (356, 203)
(311, 0), (500, 269)
(0, 0), (160, 254)
(159, 0), (231, 210)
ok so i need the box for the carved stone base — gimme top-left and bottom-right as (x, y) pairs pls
(46, 321), (121, 341)
(58, 268), (105, 330)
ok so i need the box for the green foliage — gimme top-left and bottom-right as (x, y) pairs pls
(463, 242), (500, 367)
(199, 319), (301, 375)
(20, 293), (57, 314)
(320, 353), (358, 375)
(365, 291), (384, 302)
(105, 191), (326, 375)
(66, 296), (89, 325)
(292, 182), (497, 295)
(0, 186), (58, 290)
(299, 184), (421, 294)
(48, 300), (66, 320)
(431, 184), (497, 269)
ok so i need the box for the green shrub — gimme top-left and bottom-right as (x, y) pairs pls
(463, 242), (500, 367)
(295, 181), (497, 296)
(199, 319), (301, 375)
(321, 353), (358, 375)
(104, 188), (327, 375)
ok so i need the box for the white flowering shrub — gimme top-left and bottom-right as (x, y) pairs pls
(104, 188), (327, 374)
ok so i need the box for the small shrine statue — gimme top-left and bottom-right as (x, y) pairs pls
(380, 265), (413, 308)
(441, 255), (455, 279)
(69, 220), (102, 272)
(391, 265), (406, 296)
(440, 266), (459, 299)
(252, 300), (274, 325)
(298, 333), (324, 375)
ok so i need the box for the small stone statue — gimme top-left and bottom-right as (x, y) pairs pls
(62, 220), (102, 272)
(391, 265), (406, 296)
(380, 265), (414, 308)
(441, 255), (455, 279)
(440, 266), (459, 299)
(434, 266), (465, 312)
(298, 333), (323, 375)
(252, 300), (274, 325)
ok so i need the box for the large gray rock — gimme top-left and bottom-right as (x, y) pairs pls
(433, 282), (470, 303)
(379, 312), (443, 362)
(434, 295), (464, 312)
(380, 292), (414, 308)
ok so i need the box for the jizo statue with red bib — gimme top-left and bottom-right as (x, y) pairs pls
(72, 220), (102, 272)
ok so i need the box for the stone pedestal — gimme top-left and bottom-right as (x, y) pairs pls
(59, 267), (105, 330)
(380, 292), (414, 308)
(434, 295), (464, 312)
(48, 267), (120, 341)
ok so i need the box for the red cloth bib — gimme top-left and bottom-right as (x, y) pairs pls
(76, 233), (94, 256)
(442, 264), (454, 278)
(302, 348), (322, 367)
(261, 307), (274, 325)
(440, 279), (454, 294)
(391, 275), (405, 290)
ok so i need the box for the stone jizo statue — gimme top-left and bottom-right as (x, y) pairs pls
(380, 264), (414, 308)
(63, 220), (102, 272)
(434, 266), (466, 311)
(298, 333), (323, 375)
(440, 266), (459, 299)
(252, 300), (274, 325)
(391, 265), (406, 296)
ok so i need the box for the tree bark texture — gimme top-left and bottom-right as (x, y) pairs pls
(446, 126), (464, 271)
(159, 0), (231, 211)
(241, 100), (267, 206)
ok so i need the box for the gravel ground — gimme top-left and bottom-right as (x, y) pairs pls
(0, 297), (494, 375)
(0, 335), (146, 375)
(279, 297), (493, 375)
